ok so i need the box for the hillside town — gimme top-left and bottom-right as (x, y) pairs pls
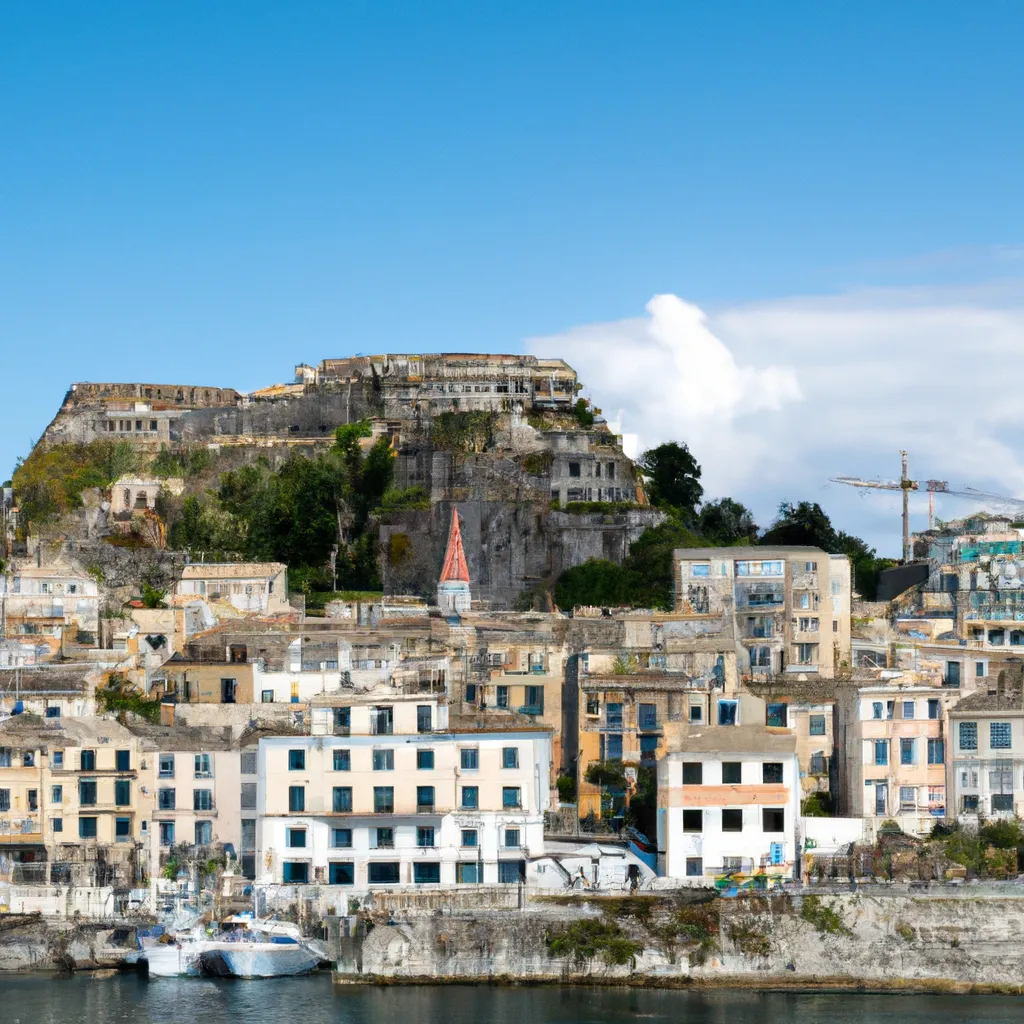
(2, 356), (1024, 977)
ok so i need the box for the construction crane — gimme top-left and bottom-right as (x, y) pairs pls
(832, 450), (1024, 563)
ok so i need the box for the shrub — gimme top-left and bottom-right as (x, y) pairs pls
(556, 775), (577, 803)
(799, 895), (852, 936)
(546, 919), (641, 970)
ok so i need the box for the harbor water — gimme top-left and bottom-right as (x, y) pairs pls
(5, 975), (1024, 1024)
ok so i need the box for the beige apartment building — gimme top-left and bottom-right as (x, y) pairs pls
(258, 695), (551, 887)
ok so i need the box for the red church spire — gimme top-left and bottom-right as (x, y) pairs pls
(439, 508), (470, 584)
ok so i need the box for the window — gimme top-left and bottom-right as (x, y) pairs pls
(874, 740), (888, 765)
(927, 738), (945, 764)
(52, 785), (62, 803)
(959, 721), (978, 751)
(809, 714), (826, 736)
(796, 644), (816, 665)
(461, 786), (478, 809)
(460, 748), (479, 770)
(288, 786), (305, 813)
(502, 747), (519, 769)
(80, 750), (96, 771)
(370, 706), (393, 735)
(798, 617), (819, 633)
(568, 461), (581, 478)
(374, 786), (394, 813)
(461, 829), (478, 847)
(457, 862), (480, 883)
(722, 809), (744, 832)
(682, 763), (703, 785)
(326, 862), (354, 885)
(504, 828), (521, 848)
(689, 703), (703, 723)
(0, 789), (8, 812)
(372, 749), (395, 771)
(766, 703), (787, 728)
(603, 734), (623, 760)
(373, 827), (394, 849)
(962, 795), (979, 813)
(720, 761), (741, 784)
(194, 789), (213, 811)
(78, 779), (97, 806)
(417, 786), (435, 812)
(52, 750), (63, 768)
(976, 661), (986, 678)
(900, 739), (916, 766)
(221, 679), (237, 704)
(902, 701), (915, 720)
(605, 702), (623, 728)
(993, 794), (1014, 812)
(899, 787), (917, 812)
(762, 762), (783, 784)
(27, 790), (37, 811)
(194, 754), (212, 778)
(809, 751), (826, 775)
(498, 861), (523, 883)
(945, 661), (961, 687)
(333, 749), (351, 771)
(262, 690), (275, 703)
(502, 786), (522, 809)
(417, 749), (435, 770)
(282, 862), (309, 884)
(871, 702), (883, 720)
(334, 707), (351, 734)
(332, 787), (353, 813)
(331, 828), (352, 848)
(991, 722), (1012, 750)
(762, 808), (785, 833)
(414, 863), (440, 884)
(691, 563), (711, 577)
(159, 821), (175, 846)
(525, 685), (544, 712)
(287, 828), (307, 848)
(417, 826), (435, 847)
(158, 754), (175, 778)
(79, 817), (98, 839)
(368, 863), (400, 885)
(158, 788), (176, 810)
(241, 783), (257, 809)
(115, 779), (131, 806)
(465, 684), (477, 703)
(928, 699), (940, 720)
(417, 705), (432, 733)
(685, 857), (703, 877)
(288, 749), (306, 771)
(683, 809), (702, 833)
(52, 818), (63, 833)
(718, 700), (737, 726)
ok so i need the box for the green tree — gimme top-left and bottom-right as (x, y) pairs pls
(554, 559), (634, 609)
(760, 501), (837, 549)
(638, 442), (703, 517)
(697, 497), (758, 544)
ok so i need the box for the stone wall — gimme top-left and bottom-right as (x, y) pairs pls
(331, 888), (1024, 991)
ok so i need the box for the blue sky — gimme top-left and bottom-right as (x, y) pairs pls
(3, 2), (1023, 554)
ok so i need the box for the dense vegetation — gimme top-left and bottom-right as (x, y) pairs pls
(555, 441), (894, 608)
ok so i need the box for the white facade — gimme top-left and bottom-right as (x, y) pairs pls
(175, 564), (289, 616)
(0, 566), (101, 637)
(949, 700), (1024, 823)
(658, 748), (800, 883)
(255, 710), (551, 889)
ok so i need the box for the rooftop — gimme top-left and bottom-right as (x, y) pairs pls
(180, 563), (286, 580)
(668, 724), (797, 754)
(949, 687), (1024, 714)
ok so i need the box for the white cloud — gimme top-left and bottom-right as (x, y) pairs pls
(527, 283), (1024, 557)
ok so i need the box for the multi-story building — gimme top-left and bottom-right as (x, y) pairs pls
(833, 678), (954, 835)
(657, 726), (800, 883)
(173, 563), (290, 617)
(674, 546), (851, 678)
(948, 677), (1024, 822)
(256, 695), (551, 888)
(0, 715), (154, 885)
(0, 563), (102, 654)
(128, 725), (241, 867)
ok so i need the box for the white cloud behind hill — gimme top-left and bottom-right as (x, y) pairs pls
(526, 282), (1024, 557)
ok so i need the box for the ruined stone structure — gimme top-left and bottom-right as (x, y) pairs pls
(27, 354), (663, 608)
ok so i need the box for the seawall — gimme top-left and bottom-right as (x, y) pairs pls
(330, 889), (1024, 992)
(0, 915), (143, 973)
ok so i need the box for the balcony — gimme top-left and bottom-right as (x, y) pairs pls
(416, 803), (436, 815)
(0, 817), (42, 842)
(518, 705), (544, 717)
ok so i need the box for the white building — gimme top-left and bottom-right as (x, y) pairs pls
(255, 696), (551, 888)
(174, 563), (290, 616)
(657, 726), (801, 883)
(949, 680), (1024, 822)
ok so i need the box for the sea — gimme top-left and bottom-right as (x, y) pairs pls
(5, 975), (1024, 1024)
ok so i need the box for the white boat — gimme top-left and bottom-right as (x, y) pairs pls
(200, 917), (323, 979)
(134, 915), (323, 979)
